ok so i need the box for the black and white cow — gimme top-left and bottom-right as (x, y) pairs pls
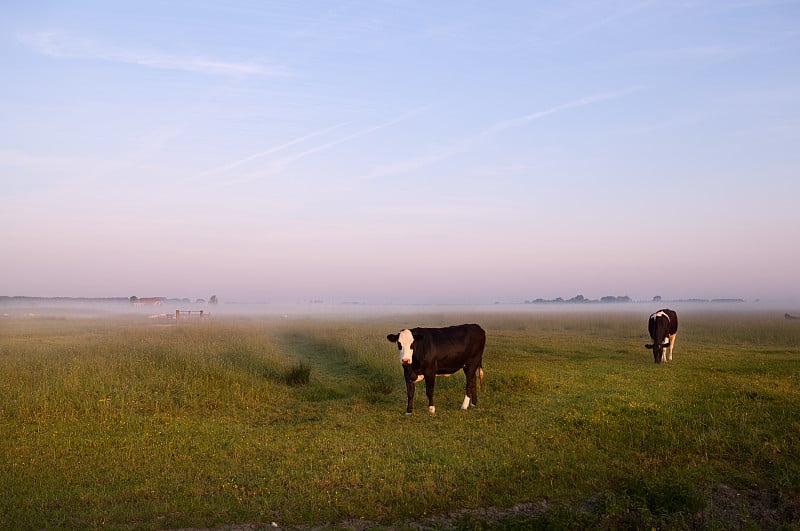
(645, 309), (678, 363)
(386, 324), (485, 415)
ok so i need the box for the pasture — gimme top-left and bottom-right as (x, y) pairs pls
(1, 308), (799, 529)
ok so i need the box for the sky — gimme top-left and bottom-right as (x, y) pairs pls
(2, 1), (799, 305)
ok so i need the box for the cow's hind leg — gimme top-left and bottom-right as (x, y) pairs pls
(472, 367), (483, 407)
(668, 333), (677, 361)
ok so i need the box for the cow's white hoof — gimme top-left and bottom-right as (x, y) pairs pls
(428, 406), (436, 415)
(461, 396), (471, 410)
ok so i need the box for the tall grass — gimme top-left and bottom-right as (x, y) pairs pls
(0, 311), (798, 529)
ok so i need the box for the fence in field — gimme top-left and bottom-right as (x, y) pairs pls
(175, 309), (207, 321)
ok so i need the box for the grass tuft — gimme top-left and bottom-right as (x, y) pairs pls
(285, 361), (311, 386)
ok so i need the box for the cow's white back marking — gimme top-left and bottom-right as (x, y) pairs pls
(398, 329), (414, 364)
(653, 311), (670, 322)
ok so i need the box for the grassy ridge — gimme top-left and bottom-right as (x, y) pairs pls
(0, 311), (798, 529)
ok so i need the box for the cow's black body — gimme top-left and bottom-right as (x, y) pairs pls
(387, 324), (485, 414)
(645, 309), (678, 363)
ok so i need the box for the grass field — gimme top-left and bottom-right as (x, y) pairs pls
(1, 308), (799, 529)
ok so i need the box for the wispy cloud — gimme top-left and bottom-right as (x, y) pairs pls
(27, 31), (290, 77)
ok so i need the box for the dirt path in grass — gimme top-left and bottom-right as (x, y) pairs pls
(273, 331), (376, 398)
(175, 483), (800, 530)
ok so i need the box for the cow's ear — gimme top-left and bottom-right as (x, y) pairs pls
(387, 333), (399, 343)
(644, 344), (653, 349)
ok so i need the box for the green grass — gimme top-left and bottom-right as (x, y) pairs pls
(0, 310), (798, 529)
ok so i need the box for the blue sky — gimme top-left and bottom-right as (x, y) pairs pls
(2, 1), (799, 304)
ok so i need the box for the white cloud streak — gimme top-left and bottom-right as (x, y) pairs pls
(27, 31), (289, 77)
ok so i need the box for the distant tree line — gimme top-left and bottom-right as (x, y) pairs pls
(129, 295), (219, 305)
(0, 296), (130, 304)
(524, 295), (747, 305)
(525, 295), (632, 304)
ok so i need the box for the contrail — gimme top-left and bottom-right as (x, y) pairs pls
(480, 85), (644, 137)
(281, 113), (412, 163)
(187, 121), (352, 182)
(555, 1), (656, 45)
(222, 110), (422, 186)
(364, 87), (644, 181)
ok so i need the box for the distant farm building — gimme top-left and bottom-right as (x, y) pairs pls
(130, 297), (165, 306)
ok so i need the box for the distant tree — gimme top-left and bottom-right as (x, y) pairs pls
(196, 299), (206, 304)
(601, 295), (631, 303)
(209, 295), (218, 305)
(129, 296), (138, 304)
(653, 295), (662, 302)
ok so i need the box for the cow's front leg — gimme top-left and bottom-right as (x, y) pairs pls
(403, 365), (418, 414)
(424, 376), (436, 415)
(466, 371), (477, 409)
(461, 368), (473, 409)
(462, 367), (479, 409)
(405, 379), (415, 414)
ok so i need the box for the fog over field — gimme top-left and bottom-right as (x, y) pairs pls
(2, 296), (797, 322)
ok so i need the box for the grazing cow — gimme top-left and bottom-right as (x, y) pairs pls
(645, 309), (678, 363)
(386, 324), (485, 415)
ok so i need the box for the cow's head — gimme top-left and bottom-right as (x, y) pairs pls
(387, 329), (414, 365)
(644, 339), (669, 363)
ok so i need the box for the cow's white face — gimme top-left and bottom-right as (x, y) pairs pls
(397, 329), (414, 364)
